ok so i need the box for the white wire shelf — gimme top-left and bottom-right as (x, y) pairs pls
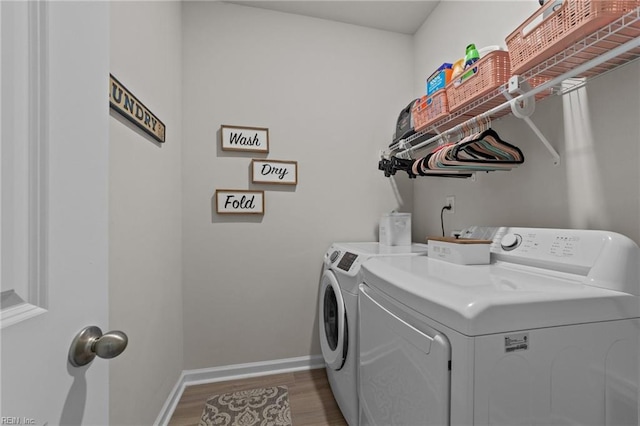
(387, 6), (640, 163)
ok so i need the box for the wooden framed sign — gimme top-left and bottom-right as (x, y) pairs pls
(215, 190), (265, 215)
(251, 159), (298, 185)
(109, 74), (166, 143)
(221, 125), (269, 153)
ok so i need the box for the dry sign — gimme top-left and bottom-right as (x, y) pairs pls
(251, 159), (298, 185)
(215, 190), (265, 215)
(221, 125), (269, 153)
(109, 74), (166, 143)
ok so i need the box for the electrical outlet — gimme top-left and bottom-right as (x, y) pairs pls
(446, 196), (455, 214)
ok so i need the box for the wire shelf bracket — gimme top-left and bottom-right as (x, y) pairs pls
(505, 76), (560, 166)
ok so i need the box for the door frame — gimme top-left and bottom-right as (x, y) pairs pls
(1, 0), (48, 328)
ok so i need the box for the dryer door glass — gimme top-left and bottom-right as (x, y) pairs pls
(324, 286), (339, 351)
(319, 270), (346, 370)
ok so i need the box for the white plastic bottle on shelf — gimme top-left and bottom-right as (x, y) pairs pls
(540, 0), (564, 18)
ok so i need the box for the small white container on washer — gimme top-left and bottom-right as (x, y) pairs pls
(428, 236), (491, 265)
(379, 212), (411, 246)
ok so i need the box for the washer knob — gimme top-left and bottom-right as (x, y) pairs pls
(329, 250), (341, 263)
(501, 233), (522, 251)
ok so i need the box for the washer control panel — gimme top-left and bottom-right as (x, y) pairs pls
(325, 246), (362, 276)
(337, 252), (358, 272)
(491, 227), (608, 273)
(461, 226), (640, 293)
(500, 233), (522, 251)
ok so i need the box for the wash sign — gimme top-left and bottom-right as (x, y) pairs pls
(109, 74), (166, 143)
(221, 125), (269, 153)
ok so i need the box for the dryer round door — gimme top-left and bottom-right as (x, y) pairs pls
(319, 270), (347, 370)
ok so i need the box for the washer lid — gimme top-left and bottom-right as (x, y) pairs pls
(362, 256), (640, 336)
(330, 242), (429, 256)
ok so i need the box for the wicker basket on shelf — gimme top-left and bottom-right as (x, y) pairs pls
(445, 51), (512, 113)
(506, 0), (640, 76)
(412, 90), (450, 132)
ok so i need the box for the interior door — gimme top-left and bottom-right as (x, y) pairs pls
(1, 2), (111, 424)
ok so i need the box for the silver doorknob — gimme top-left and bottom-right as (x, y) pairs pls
(68, 325), (128, 367)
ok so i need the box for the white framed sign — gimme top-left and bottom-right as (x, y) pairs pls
(215, 189), (265, 215)
(221, 125), (269, 153)
(251, 159), (298, 185)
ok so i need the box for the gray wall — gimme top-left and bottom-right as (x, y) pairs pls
(181, 1), (414, 369)
(412, 1), (640, 243)
(106, 2), (640, 421)
(109, 2), (184, 425)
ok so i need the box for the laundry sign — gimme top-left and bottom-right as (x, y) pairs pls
(215, 189), (265, 215)
(221, 125), (269, 153)
(109, 74), (166, 143)
(251, 159), (298, 185)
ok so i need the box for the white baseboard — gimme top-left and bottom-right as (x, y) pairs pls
(154, 354), (325, 426)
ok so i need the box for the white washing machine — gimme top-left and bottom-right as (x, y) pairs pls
(358, 227), (640, 426)
(318, 242), (429, 426)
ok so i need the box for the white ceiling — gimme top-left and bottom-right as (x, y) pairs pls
(224, 1), (441, 35)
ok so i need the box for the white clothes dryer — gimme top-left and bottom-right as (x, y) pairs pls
(358, 227), (640, 426)
(318, 242), (428, 426)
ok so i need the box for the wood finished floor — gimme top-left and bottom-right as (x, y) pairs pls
(168, 368), (348, 426)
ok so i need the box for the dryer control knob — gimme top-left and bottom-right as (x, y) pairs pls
(329, 250), (341, 263)
(500, 233), (522, 251)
